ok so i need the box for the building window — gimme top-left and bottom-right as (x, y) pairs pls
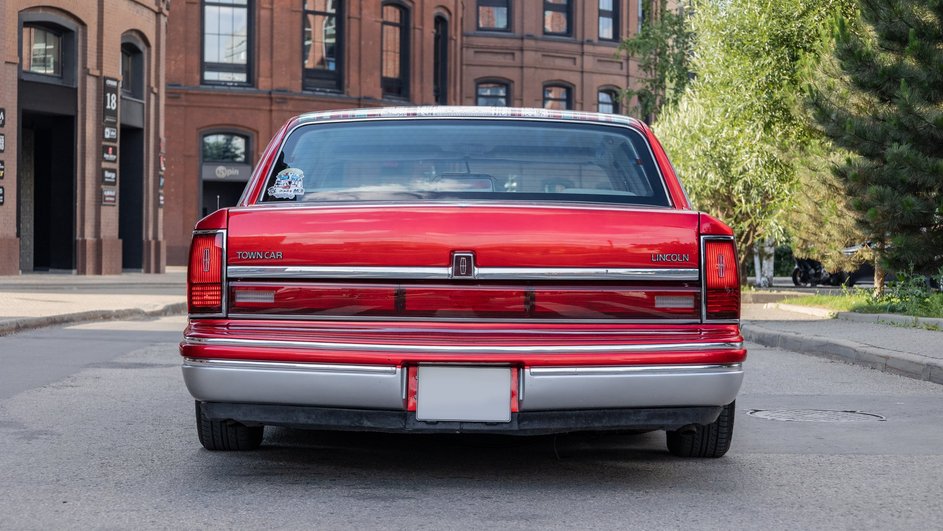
(543, 84), (572, 110)
(433, 16), (448, 104)
(203, 133), (248, 163)
(203, 0), (251, 85)
(303, 0), (342, 91)
(476, 81), (509, 106)
(543, 0), (571, 36)
(598, 89), (619, 114)
(22, 26), (62, 76)
(121, 43), (145, 99)
(381, 3), (409, 99)
(599, 0), (619, 41)
(478, 0), (510, 31)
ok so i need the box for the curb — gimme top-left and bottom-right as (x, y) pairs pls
(764, 303), (836, 318)
(835, 311), (943, 330)
(742, 322), (943, 385)
(0, 302), (187, 337)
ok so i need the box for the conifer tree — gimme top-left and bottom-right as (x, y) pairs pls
(807, 0), (943, 291)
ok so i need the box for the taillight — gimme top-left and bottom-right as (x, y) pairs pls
(703, 238), (739, 320)
(188, 231), (225, 315)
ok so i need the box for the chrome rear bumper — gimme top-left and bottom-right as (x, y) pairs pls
(182, 358), (743, 412)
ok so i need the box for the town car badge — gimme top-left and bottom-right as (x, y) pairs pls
(267, 168), (305, 199)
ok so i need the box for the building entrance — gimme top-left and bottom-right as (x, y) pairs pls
(119, 126), (144, 270)
(18, 112), (76, 272)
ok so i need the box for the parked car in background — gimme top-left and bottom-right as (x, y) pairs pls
(180, 107), (745, 458)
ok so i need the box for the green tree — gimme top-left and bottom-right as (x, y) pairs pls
(618, 0), (693, 122)
(806, 0), (943, 292)
(654, 0), (855, 276)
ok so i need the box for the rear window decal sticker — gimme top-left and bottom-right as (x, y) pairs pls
(268, 168), (305, 199)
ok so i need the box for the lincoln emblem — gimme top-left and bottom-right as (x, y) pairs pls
(202, 248), (211, 273)
(716, 253), (726, 278)
(451, 251), (475, 278)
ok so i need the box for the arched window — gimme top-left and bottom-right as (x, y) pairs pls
(121, 43), (145, 99)
(202, 133), (248, 163)
(543, 83), (572, 110)
(476, 80), (509, 107)
(22, 26), (62, 76)
(303, 0), (343, 91)
(598, 88), (619, 114)
(381, 2), (410, 99)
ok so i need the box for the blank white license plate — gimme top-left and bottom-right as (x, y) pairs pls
(416, 366), (512, 423)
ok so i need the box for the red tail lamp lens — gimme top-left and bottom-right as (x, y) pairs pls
(188, 232), (224, 314)
(704, 240), (739, 320)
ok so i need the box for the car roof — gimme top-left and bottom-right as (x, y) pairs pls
(294, 106), (644, 128)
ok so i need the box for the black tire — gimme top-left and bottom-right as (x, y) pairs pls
(666, 401), (735, 458)
(195, 401), (264, 451)
(791, 269), (807, 287)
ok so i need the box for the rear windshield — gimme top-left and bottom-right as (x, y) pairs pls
(258, 119), (670, 206)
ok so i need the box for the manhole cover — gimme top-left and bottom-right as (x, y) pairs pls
(747, 409), (886, 423)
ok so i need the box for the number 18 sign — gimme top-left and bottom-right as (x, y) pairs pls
(103, 77), (119, 125)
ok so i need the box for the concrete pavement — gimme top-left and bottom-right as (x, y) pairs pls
(0, 271), (939, 385)
(0, 269), (186, 336)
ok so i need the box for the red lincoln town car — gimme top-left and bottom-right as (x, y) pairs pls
(180, 107), (744, 457)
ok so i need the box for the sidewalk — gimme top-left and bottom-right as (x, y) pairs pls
(0, 268), (186, 336)
(743, 303), (943, 385)
(0, 271), (939, 385)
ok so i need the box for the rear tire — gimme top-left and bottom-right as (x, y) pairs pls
(195, 401), (264, 451)
(666, 401), (735, 458)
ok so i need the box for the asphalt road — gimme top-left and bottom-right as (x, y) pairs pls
(1, 316), (942, 530)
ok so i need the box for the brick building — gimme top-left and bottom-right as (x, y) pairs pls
(164, 0), (646, 264)
(0, 0), (170, 275)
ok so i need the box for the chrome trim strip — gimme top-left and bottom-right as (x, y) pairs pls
(529, 364), (741, 376)
(227, 265), (699, 281)
(182, 358), (397, 374)
(183, 337), (743, 353)
(224, 313), (702, 325)
(477, 268), (699, 281)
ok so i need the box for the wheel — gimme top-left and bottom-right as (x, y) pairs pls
(666, 401), (735, 458)
(195, 401), (264, 451)
(791, 268), (808, 287)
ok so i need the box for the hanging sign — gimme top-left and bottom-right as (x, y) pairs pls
(102, 188), (117, 205)
(102, 168), (117, 184)
(0, 108), (5, 127)
(103, 78), (119, 124)
(103, 126), (118, 142)
(0, 186), (4, 205)
(0, 160), (5, 180)
(0, 134), (5, 153)
(102, 144), (118, 163)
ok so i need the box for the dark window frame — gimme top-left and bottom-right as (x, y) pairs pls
(433, 15), (449, 104)
(476, 79), (510, 107)
(121, 37), (146, 101)
(477, 0), (511, 32)
(543, 83), (573, 110)
(201, 0), (254, 87)
(597, 87), (620, 114)
(543, 0), (572, 37)
(302, 0), (343, 92)
(381, 2), (410, 99)
(18, 13), (78, 87)
(598, 0), (619, 42)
